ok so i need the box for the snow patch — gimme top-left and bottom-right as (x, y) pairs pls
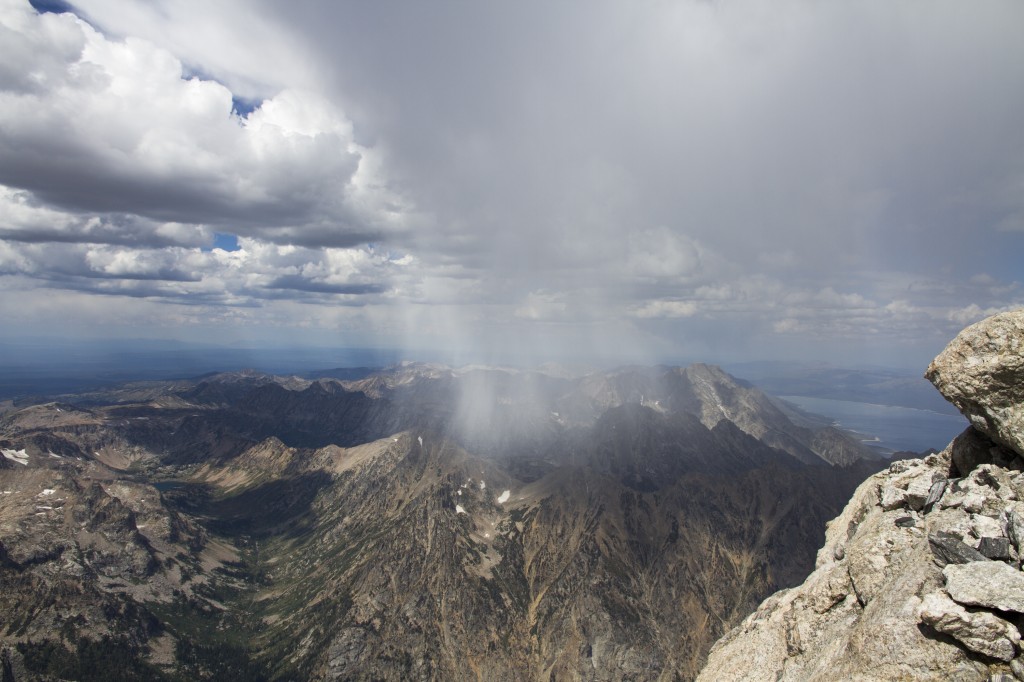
(457, 490), (462, 496)
(48, 452), (61, 459)
(38, 489), (55, 496)
(497, 490), (510, 504)
(418, 436), (423, 447)
(479, 480), (486, 490)
(455, 505), (467, 514)
(2, 449), (29, 465)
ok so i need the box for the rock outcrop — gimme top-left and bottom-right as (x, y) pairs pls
(698, 309), (1024, 682)
(927, 309), (1024, 459)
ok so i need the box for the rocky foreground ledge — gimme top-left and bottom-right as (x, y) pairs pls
(697, 310), (1024, 682)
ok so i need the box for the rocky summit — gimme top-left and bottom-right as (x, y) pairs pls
(0, 363), (881, 680)
(697, 309), (1024, 682)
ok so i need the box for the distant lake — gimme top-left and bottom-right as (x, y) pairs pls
(780, 395), (967, 455)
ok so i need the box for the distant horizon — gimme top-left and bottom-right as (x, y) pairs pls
(0, 332), (941, 375)
(0, 338), (965, 454)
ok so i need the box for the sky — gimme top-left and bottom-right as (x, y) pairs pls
(0, 0), (1022, 369)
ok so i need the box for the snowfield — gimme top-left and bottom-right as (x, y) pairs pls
(2, 449), (29, 465)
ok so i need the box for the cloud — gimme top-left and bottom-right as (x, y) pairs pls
(0, 185), (211, 246)
(514, 291), (568, 321)
(0, 236), (407, 307)
(265, 277), (386, 296)
(0, 3), (407, 246)
(630, 300), (698, 319)
(945, 303), (1022, 328)
(1, 0), (1023, 367)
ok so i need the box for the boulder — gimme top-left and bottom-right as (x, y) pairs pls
(977, 537), (1011, 560)
(880, 486), (908, 511)
(1006, 509), (1024, 552)
(918, 591), (1019, 662)
(972, 514), (1005, 540)
(944, 561), (1024, 613)
(926, 310), (1024, 459)
(905, 476), (934, 511)
(923, 478), (947, 513)
(948, 426), (1021, 478)
(929, 531), (988, 566)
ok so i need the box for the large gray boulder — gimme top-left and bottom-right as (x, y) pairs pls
(926, 309), (1024, 458)
(918, 592), (1020, 662)
(944, 562), (1024, 613)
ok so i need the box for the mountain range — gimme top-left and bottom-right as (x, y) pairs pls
(0, 362), (884, 680)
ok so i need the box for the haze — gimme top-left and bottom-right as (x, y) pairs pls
(1, 0), (1022, 369)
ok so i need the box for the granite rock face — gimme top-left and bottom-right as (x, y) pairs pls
(698, 309), (1024, 682)
(927, 309), (1024, 459)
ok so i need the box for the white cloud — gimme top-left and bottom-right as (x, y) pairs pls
(69, 0), (316, 100)
(630, 300), (698, 319)
(0, 3), (406, 244)
(0, 185), (211, 246)
(0, 236), (411, 305)
(945, 303), (1021, 327)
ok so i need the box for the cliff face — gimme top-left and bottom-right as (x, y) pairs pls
(697, 309), (1024, 682)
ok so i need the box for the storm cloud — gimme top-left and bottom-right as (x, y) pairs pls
(0, 0), (1022, 366)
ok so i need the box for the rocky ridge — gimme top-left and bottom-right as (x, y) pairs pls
(697, 309), (1024, 681)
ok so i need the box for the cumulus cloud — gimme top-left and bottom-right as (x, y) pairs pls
(0, 2), (406, 245)
(0, 185), (211, 246)
(0, 235), (410, 307)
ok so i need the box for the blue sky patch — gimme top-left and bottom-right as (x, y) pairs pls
(232, 96), (261, 118)
(29, 0), (74, 14)
(208, 233), (240, 252)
